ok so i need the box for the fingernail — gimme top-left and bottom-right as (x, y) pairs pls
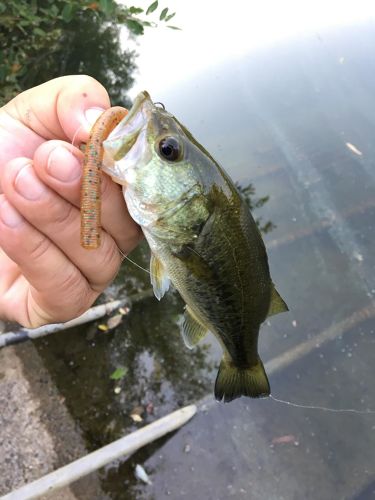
(48, 146), (82, 182)
(0, 199), (24, 227)
(83, 107), (106, 131)
(15, 164), (47, 200)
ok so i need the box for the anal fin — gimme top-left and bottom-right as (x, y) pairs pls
(267, 284), (289, 318)
(182, 306), (208, 349)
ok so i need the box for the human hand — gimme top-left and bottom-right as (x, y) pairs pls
(0, 75), (142, 328)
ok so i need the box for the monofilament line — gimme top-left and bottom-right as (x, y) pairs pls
(270, 394), (375, 415)
(117, 247), (151, 275)
(125, 255), (151, 275)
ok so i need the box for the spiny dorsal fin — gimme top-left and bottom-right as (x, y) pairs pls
(181, 306), (209, 349)
(267, 284), (289, 317)
(150, 254), (170, 301)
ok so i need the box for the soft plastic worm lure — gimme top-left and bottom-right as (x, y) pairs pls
(80, 106), (128, 249)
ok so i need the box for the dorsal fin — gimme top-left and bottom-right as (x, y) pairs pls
(267, 285), (289, 317)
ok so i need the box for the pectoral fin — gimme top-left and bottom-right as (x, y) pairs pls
(182, 306), (208, 349)
(150, 254), (170, 301)
(267, 285), (289, 317)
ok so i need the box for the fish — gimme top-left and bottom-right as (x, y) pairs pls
(101, 91), (288, 402)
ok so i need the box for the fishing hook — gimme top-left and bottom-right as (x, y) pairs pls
(154, 101), (165, 110)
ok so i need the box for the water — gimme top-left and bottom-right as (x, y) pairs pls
(35, 21), (375, 499)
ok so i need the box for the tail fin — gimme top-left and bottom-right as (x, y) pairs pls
(214, 357), (270, 403)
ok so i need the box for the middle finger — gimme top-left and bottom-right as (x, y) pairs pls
(1, 158), (122, 291)
(33, 140), (143, 253)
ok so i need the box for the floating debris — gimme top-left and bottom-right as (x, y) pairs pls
(292, 320), (297, 328)
(110, 367), (128, 380)
(135, 464), (152, 485)
(130, 414), (143, 423)
(119, 306), (130, 315)
(345, 142), (363, 156)
(98, 324), (109, 332)
(114, 387), (121, 394)
(130, 406), (144, 422)
(184, 444), (191, 453)
(339, 56), (345, 64)
(271, 434), (298, 445)
(353, 252), (364, 262)
(107, 314), (123, 330)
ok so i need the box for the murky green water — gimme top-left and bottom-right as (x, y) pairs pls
(35, 21), (375, 499)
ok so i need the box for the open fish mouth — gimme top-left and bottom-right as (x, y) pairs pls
(102, 91), (154, 184)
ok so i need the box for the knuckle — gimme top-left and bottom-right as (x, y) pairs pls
(57, 269), (94, 312)
(2, 158), (31, 186)
(52, 201), (76, 228)
(29, 234), (51, 262)
(59, 266), (84, 294)
(37, 197), (77, 234)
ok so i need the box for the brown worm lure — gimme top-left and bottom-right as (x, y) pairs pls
(80, 106), (128, 249)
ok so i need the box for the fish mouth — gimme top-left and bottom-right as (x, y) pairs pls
(102, 91), (154, 183)
(103, 91), (153, 159)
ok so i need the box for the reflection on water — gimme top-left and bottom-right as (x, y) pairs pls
(35, 20), (375, 500)
(36, 276), (215, 495)
(36, 241), (216, 442)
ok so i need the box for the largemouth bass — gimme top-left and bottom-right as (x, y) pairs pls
(101, 92), (288, 402)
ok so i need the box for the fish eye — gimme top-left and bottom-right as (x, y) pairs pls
(158, 136), (181, 162)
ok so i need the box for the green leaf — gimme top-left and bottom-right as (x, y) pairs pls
(34, 27), (46, 36)
(61, 3), (73, 22)
(99, 0), (114, 16)
(146, 0), (158, 15)
(129, 6), (144, 14)
(110, 367), (128, 380)
(167, 25), (181, 30)
(142, 20), (154, 27)
(50, 5), (59, 17)
(159, 7), (168, 20)
(126, 19), (144, 35)
(165, 12), (175, 22)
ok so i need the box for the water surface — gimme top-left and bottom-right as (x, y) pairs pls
(36, 21), (375, 499)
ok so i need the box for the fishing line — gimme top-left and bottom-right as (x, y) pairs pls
(124, 255), (151, 275)
(116, 245), (372, 416)
(46, 125), (84, 171)
(117, 247), (152, 275)
(269, 394), (375, 415)
(71, 124), (84, 148)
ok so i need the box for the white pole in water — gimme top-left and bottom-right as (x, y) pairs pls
(1, 404), (197, 500)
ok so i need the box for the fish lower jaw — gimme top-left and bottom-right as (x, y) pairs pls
(124, 191), (159, 228)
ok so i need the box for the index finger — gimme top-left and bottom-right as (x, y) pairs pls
(0, 75), (111, 165)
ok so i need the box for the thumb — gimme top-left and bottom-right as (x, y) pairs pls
(3, 75), (111, 144)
